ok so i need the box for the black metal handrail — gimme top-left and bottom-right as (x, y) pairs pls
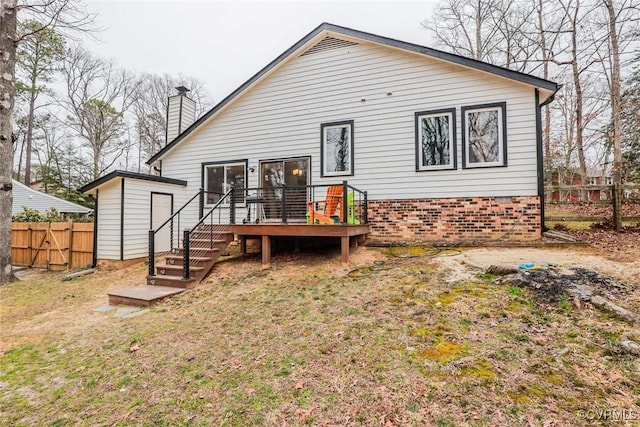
(148, 188), (203, 277)
(190, 189), (235, 233)
(150, 182), (368, 280)
(182, 189), (236, 279)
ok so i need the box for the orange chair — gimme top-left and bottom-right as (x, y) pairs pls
(307, 185), (343, 224)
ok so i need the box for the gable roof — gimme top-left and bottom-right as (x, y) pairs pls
(147, 22), (560, 165)
(79, 170), (188, 194)
(12, 179), (93, 216)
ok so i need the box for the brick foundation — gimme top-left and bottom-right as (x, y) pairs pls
(367, 196), (541, 244)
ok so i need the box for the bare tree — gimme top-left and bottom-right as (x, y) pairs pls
(527, 0), (567, 177)
(551, 0), (604, 192)
(16, 19), (65, 185)
(60, 46), (141, 179)
(0, 0), (95, 284)
(424, 0), (539, 71)
(598, 0), (639, 187)
(134, 72), (212, 166)
(423, 0), (503, 63)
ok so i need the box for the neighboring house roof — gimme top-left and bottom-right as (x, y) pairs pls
(12, 179), (93, 216)
(79, 170), (188, 194)
(147, 22), (560, 165)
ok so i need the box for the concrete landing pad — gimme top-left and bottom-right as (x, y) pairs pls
(108, 285), (185, 307)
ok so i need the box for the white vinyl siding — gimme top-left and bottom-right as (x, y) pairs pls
(95, 179), (121, 260)
(95, 177), (186, 261)
(122, 180), (186, 259)
(159, 39), (539, 202)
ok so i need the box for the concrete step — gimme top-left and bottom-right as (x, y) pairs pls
(108, 285), (185, 307)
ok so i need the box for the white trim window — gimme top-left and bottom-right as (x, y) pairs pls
(415, 108), (456, 171)
(462, 103), (507, 168)
(321, 120), (354, 177)
(203, 162), (246, 205)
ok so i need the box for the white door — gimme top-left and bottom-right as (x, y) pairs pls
(151, 193), (173, 253)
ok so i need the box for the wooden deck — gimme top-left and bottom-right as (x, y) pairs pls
(227, 223), (370, 266)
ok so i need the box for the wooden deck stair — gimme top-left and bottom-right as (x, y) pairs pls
(108, 227), (234, 306)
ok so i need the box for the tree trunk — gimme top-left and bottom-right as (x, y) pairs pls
(0, 0), (18, 285)
(475, 0), (482, 60)
(537, 0), (552, 181)
(570, 3), (588, 200)
(25, 77), (37, 185)
(604, 0), (622, 231)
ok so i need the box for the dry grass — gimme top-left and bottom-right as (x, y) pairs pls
(1, 247), (640, 426)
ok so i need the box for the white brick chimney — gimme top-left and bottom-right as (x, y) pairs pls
(166, 86), (196, 144)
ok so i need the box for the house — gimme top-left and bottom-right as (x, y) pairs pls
(80, 23), (559, 293)
(12, 179), (92, 217)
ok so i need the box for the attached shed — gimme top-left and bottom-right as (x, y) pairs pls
(12, 179), (92, 217)
(79, 171), (187, 268)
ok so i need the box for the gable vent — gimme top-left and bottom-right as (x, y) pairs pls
(300, 36), (358, 56)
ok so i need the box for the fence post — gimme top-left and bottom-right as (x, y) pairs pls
(67, 219), (73, 270)
(183, 229), (190, 280)
(28, 224), (32, 267)
(46, 222), (51, 270)
(613, 183), (622, 232)
(148, 230), (155, 276)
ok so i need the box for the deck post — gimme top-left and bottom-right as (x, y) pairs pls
(148, 230), (155, 276)
(342, 181), (348, 224)
(363, 191), (368, 224)
(341, 235), (349, 264)
(198, 187), (204, 219)
(183, 229), (190, 280)
(262, 235), (271, 267)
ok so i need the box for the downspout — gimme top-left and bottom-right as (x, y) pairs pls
(91, 190), (98, 268)
(535, 86), (561, 232)
(120, 178), (125, 261)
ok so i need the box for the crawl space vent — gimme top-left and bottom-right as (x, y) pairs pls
(300, 36), (358, 56)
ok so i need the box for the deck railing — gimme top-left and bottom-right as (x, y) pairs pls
(149, 181), (368, 280)
(237, 180), (368, 225)
(148, 188), (225, 278)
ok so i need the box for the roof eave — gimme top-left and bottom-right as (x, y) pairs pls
(146, 22), (560, 164)
(79, 170), (188, 194)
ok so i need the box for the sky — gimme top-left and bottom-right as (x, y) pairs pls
(83, 0), (438, 102)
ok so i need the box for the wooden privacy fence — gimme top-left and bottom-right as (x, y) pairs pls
(11, 221), (94, 271)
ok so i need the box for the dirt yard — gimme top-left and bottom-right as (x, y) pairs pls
(1, 241), (639, 426)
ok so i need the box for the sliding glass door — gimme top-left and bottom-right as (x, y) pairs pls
(260, 157), (310, 221)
